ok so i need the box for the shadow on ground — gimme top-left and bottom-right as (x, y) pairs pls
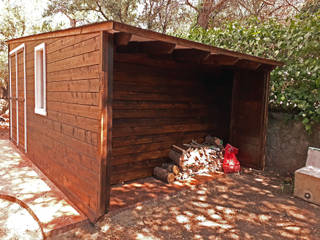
(54, 169), (320, 240)
(0, 135), (87, 238)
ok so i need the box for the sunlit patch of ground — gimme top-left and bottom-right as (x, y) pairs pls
(55, 169), (320, 240)
(0, 127), (8, 140)
(0, 198), (42, 240)
(0, 138), (87, 238)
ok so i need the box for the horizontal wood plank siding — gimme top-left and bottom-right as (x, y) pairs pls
(10, 32), (102, 220)
(112, 56), (233, 184)
(229, 70), (266, 169)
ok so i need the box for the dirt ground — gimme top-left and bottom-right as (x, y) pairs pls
(1, 128), (319, 240)
(0, 198), (43, 240)
(0, 128), (8, 140)
(52, 169), (320, 240)
(0, 128), (87, 239)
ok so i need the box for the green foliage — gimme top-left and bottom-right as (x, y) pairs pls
(0, 2), (27, 91)
(186, 10), (320, 132)
(43, 0), (139, 25)
(0, 1), (64, 92)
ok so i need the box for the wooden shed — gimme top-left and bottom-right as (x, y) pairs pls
(7, 21), (282, 221)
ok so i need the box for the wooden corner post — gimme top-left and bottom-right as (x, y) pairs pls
(259, 69), (271, 170)
(99, 31), (113, 216)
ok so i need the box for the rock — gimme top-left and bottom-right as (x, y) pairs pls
(266, 112), (320, 175)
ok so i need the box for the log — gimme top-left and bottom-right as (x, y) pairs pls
(161, 163), (180, 175)
(168, 149), (185, 170)
(172, 145), (185, 153)
(153, 167), (175, 183)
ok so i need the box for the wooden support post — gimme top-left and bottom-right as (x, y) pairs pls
(99, 31), (113, 217)
(259, 70), (270, 170)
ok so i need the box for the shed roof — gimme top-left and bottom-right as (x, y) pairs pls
(7, 21), (283, 69)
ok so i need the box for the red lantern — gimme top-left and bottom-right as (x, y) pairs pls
(223, 144), (240, 173)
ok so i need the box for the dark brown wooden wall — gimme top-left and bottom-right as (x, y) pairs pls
(229, 69), (268, 169)
(9, 32), (102, 220)
(111, 54), (234, 184)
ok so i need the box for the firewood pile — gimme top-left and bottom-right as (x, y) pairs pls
(153, 136), (225, 183)
(0, 109), (9, 130)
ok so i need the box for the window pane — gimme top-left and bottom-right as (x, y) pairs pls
(34, 44), (46, 115)
(39, 50), (44, 109)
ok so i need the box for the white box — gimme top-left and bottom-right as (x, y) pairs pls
(294, 147), (320, 205)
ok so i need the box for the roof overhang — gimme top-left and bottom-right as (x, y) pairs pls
(7, 21), (283, 70)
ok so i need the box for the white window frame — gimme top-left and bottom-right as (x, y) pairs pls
(34, 43), (47, 116)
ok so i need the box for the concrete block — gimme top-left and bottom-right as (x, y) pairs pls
(294, 147), (320, 205)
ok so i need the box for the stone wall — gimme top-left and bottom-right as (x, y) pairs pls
(266, 112), (320, 174)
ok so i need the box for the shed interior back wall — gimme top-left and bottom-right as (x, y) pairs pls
(112, 55), (234, 184)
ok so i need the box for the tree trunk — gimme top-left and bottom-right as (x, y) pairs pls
(194, 0), (228, 29)
(197, 12), (211, 29)
(196, 0), (215, 29)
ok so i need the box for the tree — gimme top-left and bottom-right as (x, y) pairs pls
(86, 0), (139, 24)
(301, 0), (320, 13)
(0, 1), (63, 98)
(44, 0), (192, 34)
(184, 0), (304, 28)
(187, 9), (320, 131)
(230, 0), (302, 21)
(210, 0), (304, 25)
(44, 0), (139, 27)
(185, 0), (230, 29)
(43, 0), (91, 27)
(139, 0), (191, 33)
(0, 1), (27, 96)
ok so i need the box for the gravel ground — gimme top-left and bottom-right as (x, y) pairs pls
(52, 169), (320, 240)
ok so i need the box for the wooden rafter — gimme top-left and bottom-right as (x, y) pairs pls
(139, 41), (176, 55)
(114, 32), (132, 46)
(204, 54), (239, 66)
(235, 59), (262, 71)
(256, 64), (276, 72)
(173, 49), (210, 63)
(116, 42), (140, 53)
(116, 40), (176, 55)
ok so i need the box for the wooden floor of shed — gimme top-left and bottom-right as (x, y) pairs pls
(110, 172), (225, 212)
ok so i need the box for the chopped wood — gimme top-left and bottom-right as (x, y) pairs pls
(171, 136), (224, 180)
(153, 167), (175, 183)
(161, 163), (180, 175)
(154, 135), (224, 183)
(0, 110), (9, 130)
(168, 149), (186, 170)
(171, 145), (186, 154)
